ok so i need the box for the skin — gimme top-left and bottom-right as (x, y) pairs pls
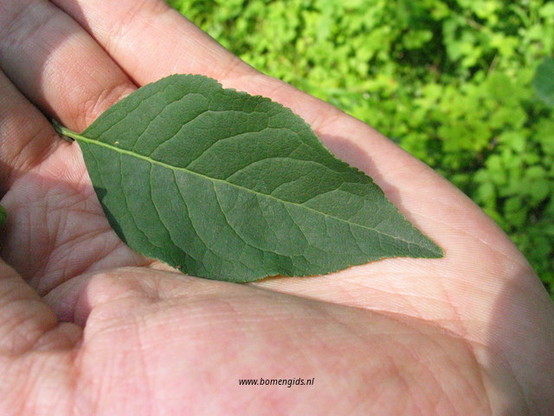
(0, 1), (553, 415)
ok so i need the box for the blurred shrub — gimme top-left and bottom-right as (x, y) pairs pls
(167, 0), (554, 296)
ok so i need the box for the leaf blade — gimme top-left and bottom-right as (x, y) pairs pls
(74, 74), (441, 281)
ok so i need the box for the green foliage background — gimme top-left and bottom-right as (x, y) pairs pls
(166, 0), (554, 296)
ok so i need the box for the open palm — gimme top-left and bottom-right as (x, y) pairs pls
(0, 1), (552, 415)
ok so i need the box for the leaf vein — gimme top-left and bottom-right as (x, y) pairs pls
(78, 135), (427, 250)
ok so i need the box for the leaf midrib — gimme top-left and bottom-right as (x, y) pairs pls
(70, 130), (429, 251)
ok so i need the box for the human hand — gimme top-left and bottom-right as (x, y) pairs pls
(0, 1), (553, 415)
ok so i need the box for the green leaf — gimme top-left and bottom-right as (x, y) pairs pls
(58, 74), (442, 282)
(533, 57), (554, 106)
(0, 205), (6, 229)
